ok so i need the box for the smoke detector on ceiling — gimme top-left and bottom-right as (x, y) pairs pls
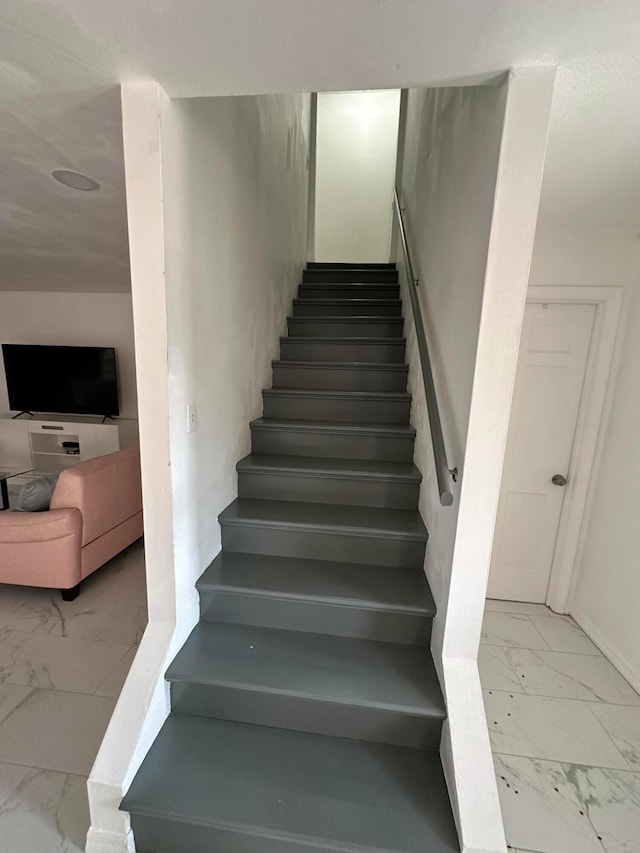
(52, 169), (100, 191)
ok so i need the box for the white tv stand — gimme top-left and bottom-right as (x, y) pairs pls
(0, 414), (137, 479)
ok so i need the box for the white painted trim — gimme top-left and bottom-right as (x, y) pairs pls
(525, 286), (624, 614)
(390, 89), (409, 263)
(306, 92), (317, 261)
(85, 826), (136, 853)
(86, 624), (176, 853)
(86, 81), (177, 853)
(439, 65), (556, 853)
(441, 660), (506, 853)
(571, 607), (640, 695)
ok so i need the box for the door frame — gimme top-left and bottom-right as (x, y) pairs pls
(306, 92), (318, 261)
(525, 285), (624, 613)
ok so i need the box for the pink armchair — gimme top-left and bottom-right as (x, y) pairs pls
(0, 448), (143, 600)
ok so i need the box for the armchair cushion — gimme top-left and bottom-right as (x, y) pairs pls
(0, 507), (82, 543)
(0, 508), (82, 588)
(50, 448), (142, 547)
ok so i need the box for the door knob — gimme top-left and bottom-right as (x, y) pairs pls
(551, 474), (567, 487)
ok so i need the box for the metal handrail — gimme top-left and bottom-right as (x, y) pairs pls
(392, 187), (457, 507)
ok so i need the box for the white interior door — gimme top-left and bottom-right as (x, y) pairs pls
(488, 301), (596, 602)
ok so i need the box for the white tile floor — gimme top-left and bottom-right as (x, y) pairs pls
(481, 599), (640, 853)
(0, 540), (146, 852)
(1, 562), (637, 852)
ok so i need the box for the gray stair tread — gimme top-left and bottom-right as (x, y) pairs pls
(273, 360), (408, 371)
(298, 285), (400, 295)
(219, 498), (428, 541)
(237, 453), (422, 482)
(303, 273), (399, 280)
(250, 417), (416, 437)
(121, 716), (458, 852)
(281, 336), (406, 343)
(197, 552), (435, 615)
(298, 281), (400, 293)
(303, 268), (399, 275)
(304, 282), (399, 289)
(288, 316), (404, 322)
(299, 282), (399, 288)
(307, 262), (397, 268)
(293, 298), (402, 306)
(167, 621), (444, 715)
(263, 389), (411, 401)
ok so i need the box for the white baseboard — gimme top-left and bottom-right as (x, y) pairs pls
(571, 608), (640, 695)
(441, 658), (507, 853)
(86, 622), (177, 853)
(85, 827), (136, 853)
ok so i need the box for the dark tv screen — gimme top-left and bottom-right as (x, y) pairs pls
(2, 344), (120, 417)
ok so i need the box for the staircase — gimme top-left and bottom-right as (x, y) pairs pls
(122, 262), (459, 852)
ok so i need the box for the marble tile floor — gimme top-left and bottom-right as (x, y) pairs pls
(481, 599), (640, 853)
(0, 540), (146, 852)
(2, 558), (635, 852)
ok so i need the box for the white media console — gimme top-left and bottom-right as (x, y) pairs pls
(0, 414), (139, 481)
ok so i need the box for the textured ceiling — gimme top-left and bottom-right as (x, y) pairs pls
(0, 86), (130, 292)
(1, 0), (640, 293)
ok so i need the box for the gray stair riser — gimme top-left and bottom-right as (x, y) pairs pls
(288, 319), (404, 338)
(292, 301), (402, 317)
(200, 590), (431, 644)
(262, 394), (411, 423)
(130, 816), (354, 853)
(302, 269), (399, 283)
(123, 715), (460, 853)
(280, 339), (406, 362)
(221, 523), (426, 569)
(250, 426), (415, 462)
(238, 470), (420, 509)
(170, 682), (442, 749)
(272, 364), (408, 392)
(307, 262), (397, 270)
(298, 285), (400, 299)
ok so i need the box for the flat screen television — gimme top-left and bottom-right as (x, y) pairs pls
(2, 344), (120, 417)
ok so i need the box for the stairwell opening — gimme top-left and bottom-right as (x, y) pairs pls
(117, 84), (459, 852)
(91, 73), (555, 853)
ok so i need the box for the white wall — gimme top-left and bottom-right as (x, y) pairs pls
(529, 226), (640, 691)
(314, 90), (400, 262)
(574, 273), (640, 691)
(161, 91), (310, 622)
(0, 291), (137, 419)
(396, 68), (555, 852)
(400, 85), (506, 486)
(87, 82), (175, 853)
(87, 83), (310, 853)
(397, 78), (507, 853)
(529, 227), (640, 290)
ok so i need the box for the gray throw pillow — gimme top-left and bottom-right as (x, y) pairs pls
(14, 475), (59, 513)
